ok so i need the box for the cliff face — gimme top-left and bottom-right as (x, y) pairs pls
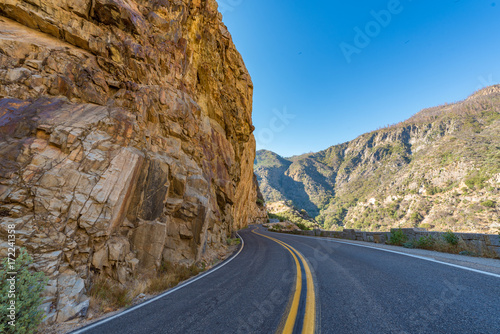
(255, 86), (500, 233)
(0, 0), (265, 323)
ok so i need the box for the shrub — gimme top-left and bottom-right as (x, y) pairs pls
(295, 222), (311, 231)
(464, 174), (488, 190)
(443, 231), (459, 245)
(389, 228), (408, 246)
(418, 223), (431, 230)
(403, 241), (416, 249)
(410, 212), (424, 224)
(0, 248), (47, 334)
(459, 250), (477, 257)
(402, 235), (435, 250)
(425, 185), (441, 195)
(270, 224), (282, 231)
(415, 235), (435, 249)
(226, 238), (241, 246)
(481, 200), (496, 208)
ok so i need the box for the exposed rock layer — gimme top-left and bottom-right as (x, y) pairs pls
(0, 0), (266, 323)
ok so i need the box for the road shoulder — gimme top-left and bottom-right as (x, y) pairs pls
(271, 232), (500, 276)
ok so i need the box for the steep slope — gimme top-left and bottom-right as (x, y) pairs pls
(266, 201), (320, 230)
(0, 0), (265, 324)
(255, 86), (500, 233)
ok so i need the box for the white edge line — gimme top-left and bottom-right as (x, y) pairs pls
(268, 231), (500, 279)
(71, 232), (245, 334)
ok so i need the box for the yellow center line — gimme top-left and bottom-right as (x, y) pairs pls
(296, 250), (316, 334)
(252, 229), (316, 334)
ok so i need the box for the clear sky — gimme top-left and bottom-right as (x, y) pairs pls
(217, 0), (500, 157)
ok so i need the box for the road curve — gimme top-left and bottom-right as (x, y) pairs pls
(251, 229), (317, 333)
(262, 227), (500, 334)
(72, 227), (307, 334)
(72, 225), (500, 334)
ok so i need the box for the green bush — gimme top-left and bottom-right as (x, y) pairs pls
(464, 174), (488, 190)
(226, 238), (241, 246)
(403, 241), (415, 249)
(269, 224), (282, 231)
(410, 212), (424, 224)
(443, 231), (459, 245)
(425, 184), (441, 195)
(389, 228), (408, 246)
(459, 250), (477, 257)
(402, 235), (435, 249)
(0, 248), (47, 334)
(295, 222), (311, 231)
(481, 200), (496, 208)
(269, 211), (316, 230)
(416, 235), (435, 249)
(418, 223), (431, 230)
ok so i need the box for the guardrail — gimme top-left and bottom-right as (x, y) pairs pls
(270, 228), (500, 258)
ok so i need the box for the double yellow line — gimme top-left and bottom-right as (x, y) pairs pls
(252, 230), (316, 334)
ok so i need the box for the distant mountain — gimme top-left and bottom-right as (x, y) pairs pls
(254, 85), (500, 233)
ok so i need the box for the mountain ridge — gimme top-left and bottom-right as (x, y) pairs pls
(255, 85), (500, 233)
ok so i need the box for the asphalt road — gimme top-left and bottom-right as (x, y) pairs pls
(73, 226), (500, 334)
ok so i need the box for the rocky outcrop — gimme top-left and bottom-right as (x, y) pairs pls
(0, 0), (264, 323)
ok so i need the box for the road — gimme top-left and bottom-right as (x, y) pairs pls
(73, 226), (500, 334)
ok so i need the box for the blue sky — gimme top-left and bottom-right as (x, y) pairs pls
(218, 0), (500, 157)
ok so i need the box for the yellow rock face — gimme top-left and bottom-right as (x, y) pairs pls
(0, 0), (266, 323)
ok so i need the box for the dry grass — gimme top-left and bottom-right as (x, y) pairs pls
(146, 261), (204, 294)
(89, 276), (132, 313)
(88, 261), (205, 314)
(146, 262), (203, 293)
(128, 280), (149, 299)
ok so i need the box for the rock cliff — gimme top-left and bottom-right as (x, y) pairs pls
(255, 86), (500, 233)
(0, 0), (266, 323)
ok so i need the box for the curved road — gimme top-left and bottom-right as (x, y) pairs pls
(73, 226), (500, 334)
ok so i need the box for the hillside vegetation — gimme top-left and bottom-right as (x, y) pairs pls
(266, 201), (320, 230)
(254, 86), (500, 233)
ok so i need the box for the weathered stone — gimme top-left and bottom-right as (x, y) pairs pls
(132, 221), (167, 271)
(108, 236), (130, 262)
(127, 257), (139, 272)
(40, 301), (58, 324)
(56, 273), (87, 322)
(56, 299), (89, 323)
(485, 235), (500, 247)
(179, 224), (194, 240)
(92, 246), (109, 270)
(0, 0), (265, 325)
(6, 67), (31, 82)
(493, 246), (500, 258)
